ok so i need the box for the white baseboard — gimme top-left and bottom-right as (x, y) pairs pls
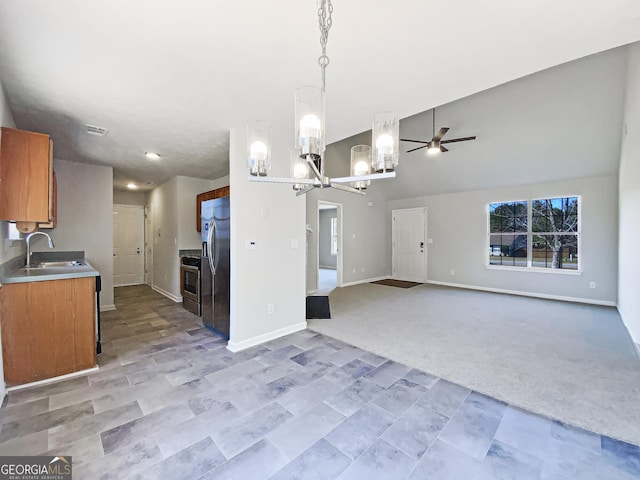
(227, 322), (307, 352)
(427, 280), (617, 307)
(341, 275), (390, 288)
(100, 304), (116, 312)
(152, 285), (182, 303)
(7, 366), (100, 392)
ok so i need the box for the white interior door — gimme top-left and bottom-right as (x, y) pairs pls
(113, 204), (145, 286)
(392, 207), (427, 282)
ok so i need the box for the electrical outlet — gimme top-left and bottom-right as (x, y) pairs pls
(450, 269), (455, 276)
(267, 303), (274, 314)
(589, 281), (596, 289)
(352, 268), (356, 274)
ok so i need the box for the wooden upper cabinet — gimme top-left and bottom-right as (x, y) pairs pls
(196, 185), (230, 231)
(0, 127), (54, 225)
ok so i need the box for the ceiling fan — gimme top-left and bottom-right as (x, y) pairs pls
(401, 108), (476, 155)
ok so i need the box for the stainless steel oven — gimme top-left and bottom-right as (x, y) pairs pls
(180, 256), (201, 316)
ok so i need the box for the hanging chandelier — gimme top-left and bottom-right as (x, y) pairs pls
(247, 0), (399, 196)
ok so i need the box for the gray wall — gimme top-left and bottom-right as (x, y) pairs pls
(31, 159), (115, 308)
(382, 46), (626, 200)
(306, 131), (389, 293)
(318, 209), (337, 269)
(618, 43), (640, 344)
(388, 175), (618, 304)
(113, 189), (146, 206)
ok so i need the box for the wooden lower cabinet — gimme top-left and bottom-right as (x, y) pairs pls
(0, 277), (96, 386)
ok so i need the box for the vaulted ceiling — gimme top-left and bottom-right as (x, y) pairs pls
(0, 1), (639, 191)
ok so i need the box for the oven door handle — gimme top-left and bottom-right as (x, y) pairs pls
(181, 264), (199, 273)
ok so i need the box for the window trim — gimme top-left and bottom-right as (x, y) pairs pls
(487, 195), (582, 274)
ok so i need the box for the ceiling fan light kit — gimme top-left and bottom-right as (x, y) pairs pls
(401, 108), (476, 155)
(246, 0), (397, 196)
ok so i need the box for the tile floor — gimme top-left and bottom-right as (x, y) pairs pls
(0, 285), (639, 479)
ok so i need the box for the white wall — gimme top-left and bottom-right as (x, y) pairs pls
(618, 43), (640, 345)
(389, 175), (618, 304)
(229, 126), (306, 351)
(306, 131), (389, 292)
(147, 175), (227, 300)
(148, 177), (179, 299)
(31, 159), (115, 308)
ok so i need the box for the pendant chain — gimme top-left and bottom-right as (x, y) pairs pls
(317, 0), (333, 92)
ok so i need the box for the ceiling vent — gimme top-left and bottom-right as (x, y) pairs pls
(85, 124), (109, 136)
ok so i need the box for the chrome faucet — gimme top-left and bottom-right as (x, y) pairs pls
(25, 231), (55, 268)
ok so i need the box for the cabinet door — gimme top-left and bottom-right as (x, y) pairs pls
(0, 128), (52, 222)
(0, 278), (96, 386)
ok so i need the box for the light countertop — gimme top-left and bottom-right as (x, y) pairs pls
(0, 251), (100, 284)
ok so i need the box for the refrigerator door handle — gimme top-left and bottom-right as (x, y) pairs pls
(212, 219), (220, 272)
(207, 221), (216, 275)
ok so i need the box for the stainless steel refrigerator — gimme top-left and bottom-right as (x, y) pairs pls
(201, 196), (230, 338)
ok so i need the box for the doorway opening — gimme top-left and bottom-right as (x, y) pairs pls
(317, 201), (342, 295)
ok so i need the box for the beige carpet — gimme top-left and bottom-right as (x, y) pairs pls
(307, 283), (640, 446)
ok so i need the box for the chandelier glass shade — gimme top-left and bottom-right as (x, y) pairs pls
(247, 120), (271, 177)
(350, 145), (371, 190)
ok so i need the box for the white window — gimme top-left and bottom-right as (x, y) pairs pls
(8, 223), (22, 240)
(489, 196), (579, 271)
(330, 217), (338, 256)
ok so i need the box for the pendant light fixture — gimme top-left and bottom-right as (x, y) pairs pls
(247, 0), (398, 196)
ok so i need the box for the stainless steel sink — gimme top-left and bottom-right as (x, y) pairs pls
(22, 260), (85, 270)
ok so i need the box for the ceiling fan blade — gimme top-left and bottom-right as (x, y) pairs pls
(406, 145), (428, 153)
(440, 145), (449, 152)
(400, 138), (429, 144)
(433, 127), (449, 141)
(441, 136), (477, 144)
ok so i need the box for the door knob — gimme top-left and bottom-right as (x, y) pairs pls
(419, 241), (424, 248)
